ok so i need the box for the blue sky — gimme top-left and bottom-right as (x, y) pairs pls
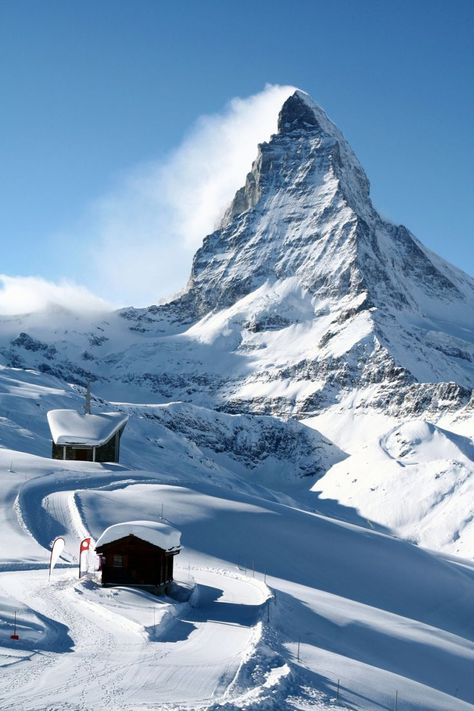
(0, 0), (472, 307)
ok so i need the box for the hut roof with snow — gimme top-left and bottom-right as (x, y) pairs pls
(47, 409), (128, 463)
(95, 520), (182, 552)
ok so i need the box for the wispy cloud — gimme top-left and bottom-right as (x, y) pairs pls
(84, 83), (296, 306)
(3, 85), (296, 314)
(0, 275), (110, 315)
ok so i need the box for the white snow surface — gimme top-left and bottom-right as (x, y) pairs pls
(306, 406), (474, 558)
(95, 519), (182, 551)
(47, 409), (128, 445)
(0, 366), (473, 710)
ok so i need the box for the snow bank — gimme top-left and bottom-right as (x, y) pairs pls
(95, 520), (181, 551)
(313, 415), (474, 556)
(47, 409), (128, 446)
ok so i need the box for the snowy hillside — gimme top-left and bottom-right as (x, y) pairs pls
(0, 89), (473, 709)
(0, 366), (473, 710)
(307, 408), (474, 559)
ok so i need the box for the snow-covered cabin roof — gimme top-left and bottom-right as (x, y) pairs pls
(95, 520), (182, 552)
(47, 409), (128, 446)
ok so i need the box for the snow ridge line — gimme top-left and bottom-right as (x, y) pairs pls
(13, 471), (156, 556)
(12, 486), (35, 543)
(192, 567), (295, 709)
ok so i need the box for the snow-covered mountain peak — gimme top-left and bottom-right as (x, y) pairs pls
(179, 89), (472, 329)
(277, 89), (371, 201)
(277, 89), (327, 133)
(0, 91), (472, 419)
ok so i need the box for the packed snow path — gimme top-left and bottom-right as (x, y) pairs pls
(1, 443), (473, 709)
(0, 567), (266, 710)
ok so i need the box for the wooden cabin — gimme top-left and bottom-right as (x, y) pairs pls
(47, 409), (128, 463)
(95, 521), (182, 590)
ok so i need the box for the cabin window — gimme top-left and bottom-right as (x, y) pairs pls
(65, 446), (93, 462)
(112, 554), (124, 568)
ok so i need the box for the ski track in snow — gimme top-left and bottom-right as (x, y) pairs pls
(0, 568), (267, 711)
(0, 379), (473, 709)
(0, 470), (273, 711)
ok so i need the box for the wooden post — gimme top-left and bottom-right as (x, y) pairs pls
(336, 679), (340, 700)
(84, 382), (91, 414)
(10, 611), (19, 640)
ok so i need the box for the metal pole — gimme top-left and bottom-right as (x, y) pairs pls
(394, 690), (398, 711)
(297, 638), (301, 661)
(336, 679), (340, 700)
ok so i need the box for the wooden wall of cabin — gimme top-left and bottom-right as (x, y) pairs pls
(51, 426), (125, 463)
(96, 535), (176, 587)
(95, 434), (117, 462)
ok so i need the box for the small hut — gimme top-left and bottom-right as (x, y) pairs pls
(47, 409), (128, 462)
(95, 520), (182, 590)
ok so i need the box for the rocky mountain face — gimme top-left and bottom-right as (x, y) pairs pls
(1, 90), (473, 418)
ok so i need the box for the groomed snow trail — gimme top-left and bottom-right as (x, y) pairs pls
(0, 469), (271, 710)
(2, 449), (474, 709)
(0, 568), (266, 710)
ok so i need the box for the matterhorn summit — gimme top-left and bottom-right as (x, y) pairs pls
(1, 90), (473, 419)
(161, 89), (474, 416)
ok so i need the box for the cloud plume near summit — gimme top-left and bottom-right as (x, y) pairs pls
(0, 85), (295, 314)
(86, 84), (296, 306)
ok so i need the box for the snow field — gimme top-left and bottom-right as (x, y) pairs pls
(0, 367), (473, 708)
(309, 409), (474, 557)
(77, 480), (474, 709)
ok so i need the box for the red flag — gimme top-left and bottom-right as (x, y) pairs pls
(79, 537), (93, 578)
(80, 537), (91, 553)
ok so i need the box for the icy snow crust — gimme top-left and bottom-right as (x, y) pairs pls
(95, 519), (181, 551)
(47, 409), (128, 445)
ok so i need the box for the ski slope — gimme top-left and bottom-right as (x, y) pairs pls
(308, 407), (474, 558)
(0, 453), (473, 709)
(0, 367), (473, 709)
(0, 567), (268, 710)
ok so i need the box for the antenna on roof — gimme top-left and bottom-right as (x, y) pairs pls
(84, 382), (92, 415)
